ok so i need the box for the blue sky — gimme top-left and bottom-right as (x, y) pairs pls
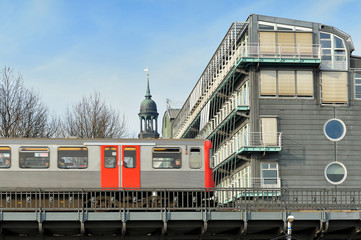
(0, 0), (360, 136)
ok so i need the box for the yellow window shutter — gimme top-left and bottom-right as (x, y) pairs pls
(297, 71), (313, 96)
(261, 118), (278, 146)
(260, 70), (277, 96)
(259, 32), (276, 54)
(296, 32), (313, 55)
(322, 71), (348, 103)
(278, 71), (295, 96)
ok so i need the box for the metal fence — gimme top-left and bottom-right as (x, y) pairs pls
(0, 188), (360, 211)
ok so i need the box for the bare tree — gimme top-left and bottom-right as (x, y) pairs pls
(62, 92), (128, 138)
(0, 67), (57, 138)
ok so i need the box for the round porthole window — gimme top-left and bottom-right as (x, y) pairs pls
(324, 162), (347, 185)
(323, 119), (346, 141)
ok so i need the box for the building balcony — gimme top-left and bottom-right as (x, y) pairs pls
(237, 43), (321, 65)
(213, 131), (282, 169)
(197, 90), (249, 139)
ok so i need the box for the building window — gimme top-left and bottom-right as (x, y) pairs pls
(324, 162), (347, 185)
(152, 148), (182, 169)
(260, 70), (313, 98)
(261, 118), (278, 146)
(20, 147), (49, 169)
(259, 31), (312, 56)
(321, 71), (348, 104)
(104, 147), (117, 168)
(58, 147), (88, 169)
(354, 73), (361, 99)
(320, 32), (347, 70)
(0, 147), (11, 168)
(124, 147), (136, 168)
(261, 163), (279, 186)
(323, 119), (346, 142)
(189, 148), (202, 169)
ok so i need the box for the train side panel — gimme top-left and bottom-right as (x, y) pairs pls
(0, 144), (101, 188)
(139, 141), (206, 188)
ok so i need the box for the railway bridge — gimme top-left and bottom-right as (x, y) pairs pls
(0, 188), (360, 239)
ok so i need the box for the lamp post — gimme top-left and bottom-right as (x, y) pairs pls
(286, 215), (295, 240)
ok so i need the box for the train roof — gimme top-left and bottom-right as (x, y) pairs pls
(0, 138), (209, 146)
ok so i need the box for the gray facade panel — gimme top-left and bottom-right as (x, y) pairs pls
(260, 97), (361, 188)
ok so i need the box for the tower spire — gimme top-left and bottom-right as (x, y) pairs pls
(145, 71), (151, 98)
(138, 66), (159, 139)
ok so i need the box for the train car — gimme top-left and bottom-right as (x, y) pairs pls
(0, 138), (213, 189)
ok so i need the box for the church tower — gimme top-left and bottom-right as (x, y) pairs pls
(138, 71), (159, 138)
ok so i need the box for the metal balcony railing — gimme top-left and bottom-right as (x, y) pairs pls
(197, 90), (249, 139)
(213, 131), (282, 167)
(216, 177), (281, 190)
(240, 43), (321, 60)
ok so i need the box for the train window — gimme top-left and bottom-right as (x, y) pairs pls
(124, 147), (136, 168)
(19, 147), (49, 169)
(104, 147), (117, 168)
(0, 147), (11, 168)
(58, 147), (88, 169)
(189, 148), (201, 169)
(152, 148), (181, 169)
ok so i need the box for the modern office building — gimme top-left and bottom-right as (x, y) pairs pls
(164, 14), (361, 192)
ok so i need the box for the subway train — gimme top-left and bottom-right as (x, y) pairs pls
(0, 138), (214, 189)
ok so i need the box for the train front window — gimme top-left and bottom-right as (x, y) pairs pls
(104, 147), (117, 168)
(0, 147), (11, 168)
(189, 148), (201, 169)
(19, 147), (49, 169)
(152, 148), (181, 169)
(124, 147), (136, 168)
(58, 147), (88, 169)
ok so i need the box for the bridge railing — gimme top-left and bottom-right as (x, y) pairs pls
(0, 188), (360, 211)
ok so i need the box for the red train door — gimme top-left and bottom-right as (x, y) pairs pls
(101, 146), (119, 188)
(121, 145), (140, 189)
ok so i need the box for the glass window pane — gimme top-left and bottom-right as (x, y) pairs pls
(189, 148), (202, 169)
(259, 24), (274, 30)
(355, 86), (361, 98)
(20, 147), (49, 169)
(124, 147), (136, 168)
(324, 119), (346, 141)
(277, 26), (293, 31)
(320, 32), (331, 39)
(58, 147), (88, 169)
(0, 147), (11, 168)
(320, 40), (331, 48)
(270, 163), (277, 169)
(263, 170), (277, 178)
(264, 179), (277, 184)
(334, 36), (344, 49)
(261, 163), (268, 169)
(153, 148), (182, 169)
(322, 49), (331, 55)
(104, 147), (117, 168)
(325, 163), (346, 184)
